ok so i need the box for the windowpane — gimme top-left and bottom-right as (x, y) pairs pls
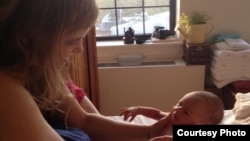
(114, 8), (143, 36)
(96, 0), (114, 8)
(96, 0), (175, 40)
(144, 7), (170, 33)
(96, 9), (117, 37)
(144, 0), (169, 6)
(117, 0), (142, 7)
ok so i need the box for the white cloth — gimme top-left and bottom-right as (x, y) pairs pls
(210, 48), (250, 88)
(232, 92), (250, 124)
(214, 38), (250, 51)
(214, 49), (250, 58)
(109, 115), (156, 125)
(224, 38), (250, 50)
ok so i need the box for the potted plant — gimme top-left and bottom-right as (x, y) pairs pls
(177, 12), (211, 43)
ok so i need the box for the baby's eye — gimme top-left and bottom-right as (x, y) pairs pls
(176, 102), (182, 107)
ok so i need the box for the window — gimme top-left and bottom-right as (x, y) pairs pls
(95, 0), (176, 40)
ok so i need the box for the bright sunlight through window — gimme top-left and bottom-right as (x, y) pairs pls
(95, 0), (176, 40)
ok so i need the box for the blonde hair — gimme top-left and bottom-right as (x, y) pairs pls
(0, 0), (98, 111)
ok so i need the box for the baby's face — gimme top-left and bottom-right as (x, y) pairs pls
(171, 94), (208, 125)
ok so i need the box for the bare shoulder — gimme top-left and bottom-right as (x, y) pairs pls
(0, 71), (63, 141)
(0, 71), (36, 112)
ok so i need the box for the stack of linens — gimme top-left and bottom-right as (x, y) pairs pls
(210, 38), (250, 88)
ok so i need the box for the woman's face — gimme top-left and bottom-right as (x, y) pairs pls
(61, 28), (89, 62)
(171, 94), (207, 125)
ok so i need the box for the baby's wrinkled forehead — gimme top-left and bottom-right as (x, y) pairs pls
(177, 95), (208, 111)
(179, 93), (203, 102)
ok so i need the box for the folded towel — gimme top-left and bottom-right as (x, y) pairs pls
(214, 42), (230, 50)
(212, 58), (250, 69)
(214, 38), (250, 51)
(211, 68), (250, 81)
(212, 77), (250, 89)
(210, 47), (250, 88)
(211, 77), (240, 88)
(213, 57), (250, 66)
(211, 68), (250, 76)
(225, 38), (250, 49)
(212, 49), (250, 67)
(213, 48), (250, 57)
(211, 58), (250, 69)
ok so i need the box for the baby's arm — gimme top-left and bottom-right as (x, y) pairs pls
(120, 106), (168, 121)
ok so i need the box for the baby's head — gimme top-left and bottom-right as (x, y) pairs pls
(172, 91), (224, 125)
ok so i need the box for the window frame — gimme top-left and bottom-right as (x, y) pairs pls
(96, 0), (176, 41)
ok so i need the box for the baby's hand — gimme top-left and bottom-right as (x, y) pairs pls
(119, 107), (139, 121)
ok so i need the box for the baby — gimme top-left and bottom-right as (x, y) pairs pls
(120, 91), (224, 139)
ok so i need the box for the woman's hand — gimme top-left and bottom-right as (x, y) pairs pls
(120, 107), (139, 121)
(148, 111), (173, 140)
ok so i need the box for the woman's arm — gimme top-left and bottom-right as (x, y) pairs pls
(66, 81), (99, 114)
(0, 72), (64, 141)
(120, 106), (169, 121)
(57, 95), (171, 141)
(79, 96), (100, 114)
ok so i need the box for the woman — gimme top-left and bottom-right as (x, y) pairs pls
(0, 0), (170, 141)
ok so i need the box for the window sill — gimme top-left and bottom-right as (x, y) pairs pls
(96, 38), (184, 64)
(96, 37), (180, 47)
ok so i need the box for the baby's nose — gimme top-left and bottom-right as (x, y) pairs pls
(172, 105), (183, 115)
